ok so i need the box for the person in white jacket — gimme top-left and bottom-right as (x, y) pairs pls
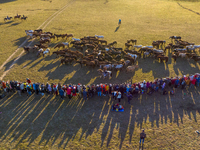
(117, 91), (122, 102)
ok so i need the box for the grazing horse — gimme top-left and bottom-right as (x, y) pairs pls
(72, 38), (81, 41)
(192, 56), (200, 62)
(152, 41), (160, 49)
(126, 65), (139, 73)
(53, 51), (66, 57)
(37, 48), (43, 57)
(157, 55), (168, 63)
(127, 39), (137, 45)
(34, 44), (48, 49)
(43, 48), (50, 57)
(4, 16), (12, 21)
(75, 46), (83, 51)
(99, 40), (107, 45)
(54, 43), (65, 49)
(54, 34), (62, 40)
(95, 35), (104, 39)
(97, 69), (112, 79)
(39, 39), (51, 44)
(164, 45), (171, 52)
(67, 34), (73, 37)
(34, 29), (42, 33)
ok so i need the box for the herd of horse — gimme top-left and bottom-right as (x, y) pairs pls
(23, 29), (200, 79)
(4, 14), (28, 21)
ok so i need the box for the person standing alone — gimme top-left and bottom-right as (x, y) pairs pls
(118, 19), (121, 25)
(139, 129), (146, 144)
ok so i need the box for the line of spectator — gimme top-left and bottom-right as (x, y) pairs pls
(0, 74), (199, 104)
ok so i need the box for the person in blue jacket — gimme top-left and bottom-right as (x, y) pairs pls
(59, 88), (64, 99)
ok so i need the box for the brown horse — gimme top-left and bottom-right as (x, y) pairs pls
(99, 40), (107, 45)
(39, 39), (51, 44)
(127, 39), (137, 45)
(34, 29), (42, 33)
(34, 44), (48, 49)
(152, 42), (160, 49)
(53, 51), (66, 57)
(54, 43), (65, 49)
(125, 43), (133, 48)
(14, 15), (21, 19)
(192, 56), (200, 62)
(66, 34), (73, 38)
(126, 65), (139, 73)
(21, 16), (28, 20)
(157, 55), (168, 63)
(75, 46), (83, 51)
(54, 34), (62, 40)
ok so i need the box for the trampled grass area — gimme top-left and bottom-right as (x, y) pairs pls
(0, 0), (200, 149)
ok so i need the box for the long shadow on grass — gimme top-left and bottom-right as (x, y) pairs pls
(137, 57), (169, 78)
(0, 0), (17, 3)
(0, 87), (200, 149)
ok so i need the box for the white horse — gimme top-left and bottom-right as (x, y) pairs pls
(43, 48), (50, 57)
(127, 53), (137, 60)
(193, 45), (200, 50)
(25, 30), (34, 38)
(37, 48), (43, 57)
(72, 38), (80, 41)
(62, 42), (69, 46)
(105, 48), (110, 51)
(143, 46), (153, 48)
(95, 35), (104, 39)
(102, 71), (112, 79)
(115, 64), (123, 70)
(134, 45), (142, 48)
(100, 64), (112, 70)
(144, 51), (150, 58)
(187, 47), (195, 52)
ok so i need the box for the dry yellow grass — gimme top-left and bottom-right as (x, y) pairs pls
(0, 0), (200, 149)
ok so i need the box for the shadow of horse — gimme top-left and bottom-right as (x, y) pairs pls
(114, 25), (120, 32)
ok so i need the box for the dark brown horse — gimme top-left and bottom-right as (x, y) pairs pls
(21, 16), (28, 20)
(54, 43), (65, 49)
(34, 44), (48, 49)
(39, 39), (51, 44)
(14, 15), (21, 19)
(66, 34), (73, 38)
(192, 56), (200, 62)
(75, 46), (83, 51)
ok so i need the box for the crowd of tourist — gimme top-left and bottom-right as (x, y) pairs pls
(0, 73), (200, 104)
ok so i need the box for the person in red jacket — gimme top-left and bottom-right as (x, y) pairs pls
(26, 78), (31, 84)
(72, 86), (77, 97)
(67, 86), (72, 99)
(190, 78), (196, 88)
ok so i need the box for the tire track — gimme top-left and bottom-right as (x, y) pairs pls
(177, 2), (200, 15)
(0, 0), (75, 80)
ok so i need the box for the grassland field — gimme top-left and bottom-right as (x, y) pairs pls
(0, 0), (200, 149)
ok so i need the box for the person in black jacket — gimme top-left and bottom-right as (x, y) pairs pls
(139, 129), (146, 144)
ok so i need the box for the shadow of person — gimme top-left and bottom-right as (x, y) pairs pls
(139, 143), (144, 150)
(114, 25), (120, 32)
